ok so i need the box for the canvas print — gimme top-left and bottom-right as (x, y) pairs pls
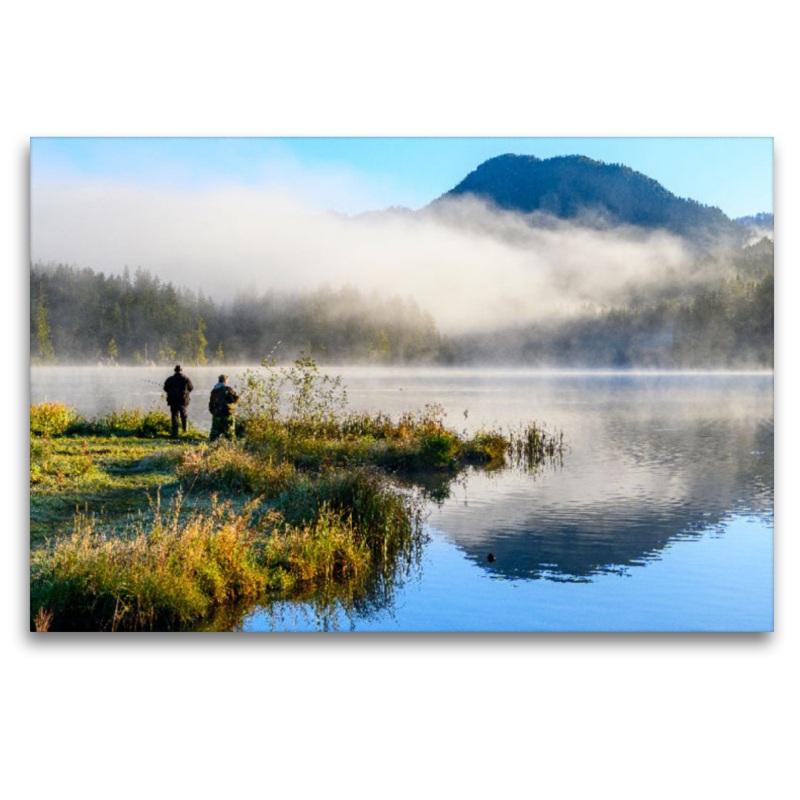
(29, 137), (774, 632)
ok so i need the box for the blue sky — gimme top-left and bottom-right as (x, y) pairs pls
(31, 136), (773, 219)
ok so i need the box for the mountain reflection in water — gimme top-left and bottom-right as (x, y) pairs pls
(430, 396), (773, 582)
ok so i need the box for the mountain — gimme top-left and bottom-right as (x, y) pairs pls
(735, 212), (773, 232)
(431, 154), (747, 248)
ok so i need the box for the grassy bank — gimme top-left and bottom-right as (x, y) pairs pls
(30, 361), (564, 631)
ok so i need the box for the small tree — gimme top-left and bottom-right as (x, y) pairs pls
(181, 316), (208, 365)
(35, 290), (56, 363)
(239, 351), (348, 438)
(158, 341), (177, 364)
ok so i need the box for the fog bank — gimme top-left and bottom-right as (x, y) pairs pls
(32, 178), (697, 334)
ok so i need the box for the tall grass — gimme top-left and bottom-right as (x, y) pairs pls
(66, 407), (190, 438)
(263, 507), (371, 589)
(31, 497), (275, 630)
(177, 442), (296, 496)
(241, 408), (561, 474)
(31, 402), (203, 439)
(30, 468), (426, 631)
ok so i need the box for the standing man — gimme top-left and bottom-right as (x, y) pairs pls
(163, 365), (194, 438)
(209, 374), (240, 441)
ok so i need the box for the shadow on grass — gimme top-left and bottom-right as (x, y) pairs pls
(30, 480), (184, 543)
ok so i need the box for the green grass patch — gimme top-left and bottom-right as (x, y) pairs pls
(30, 434), (186, 542)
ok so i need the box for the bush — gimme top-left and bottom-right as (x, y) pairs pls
(30, 402), (76, 437)
(239, 351), (348, 438)
(419, 432), (457, 467)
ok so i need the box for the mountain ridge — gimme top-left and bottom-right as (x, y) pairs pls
(427, 153), (748, 248)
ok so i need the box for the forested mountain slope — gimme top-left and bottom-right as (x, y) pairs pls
(434, 154), (747, 248)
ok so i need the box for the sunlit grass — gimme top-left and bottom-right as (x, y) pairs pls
(30, 433), (185, 542)
(30, 489), (421, 632)
(31, 497), (277, 631)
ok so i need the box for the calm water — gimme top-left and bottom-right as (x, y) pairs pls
(30, 366), (774, 632)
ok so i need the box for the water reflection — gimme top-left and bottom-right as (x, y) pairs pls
(189, 537), (425, 632)
(431, 409), (773, 582)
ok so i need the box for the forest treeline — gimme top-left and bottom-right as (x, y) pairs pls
(30, 263), (454, 365)
(459, 238), (774, 368)
(31, 237), (772, 369)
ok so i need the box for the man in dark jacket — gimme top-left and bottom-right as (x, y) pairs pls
(209, 374), (240, 441)
(163, 365), (194, 437)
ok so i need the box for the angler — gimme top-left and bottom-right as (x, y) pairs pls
(163, 365), (194, 438)
(209, 374), (240, 442)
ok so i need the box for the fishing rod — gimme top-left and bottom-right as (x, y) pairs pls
(261, 340), (282, 366)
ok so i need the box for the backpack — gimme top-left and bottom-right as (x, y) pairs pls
(209, 386), (232, 416)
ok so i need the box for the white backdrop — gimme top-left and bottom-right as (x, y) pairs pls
(6, 3), (795, 798)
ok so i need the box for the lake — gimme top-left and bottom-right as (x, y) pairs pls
(30, 366), (774, 632)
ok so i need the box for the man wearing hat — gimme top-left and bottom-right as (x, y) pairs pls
(163, 365), (194, 438)
(164, 364), (194, 439)
(209, 374), (240, 441)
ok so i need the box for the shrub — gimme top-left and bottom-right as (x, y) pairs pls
(239, 351), (348, 438)
(419, 432), (457, 468)
(30, 402), (76, 437)
(462, 430), (509, 464)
